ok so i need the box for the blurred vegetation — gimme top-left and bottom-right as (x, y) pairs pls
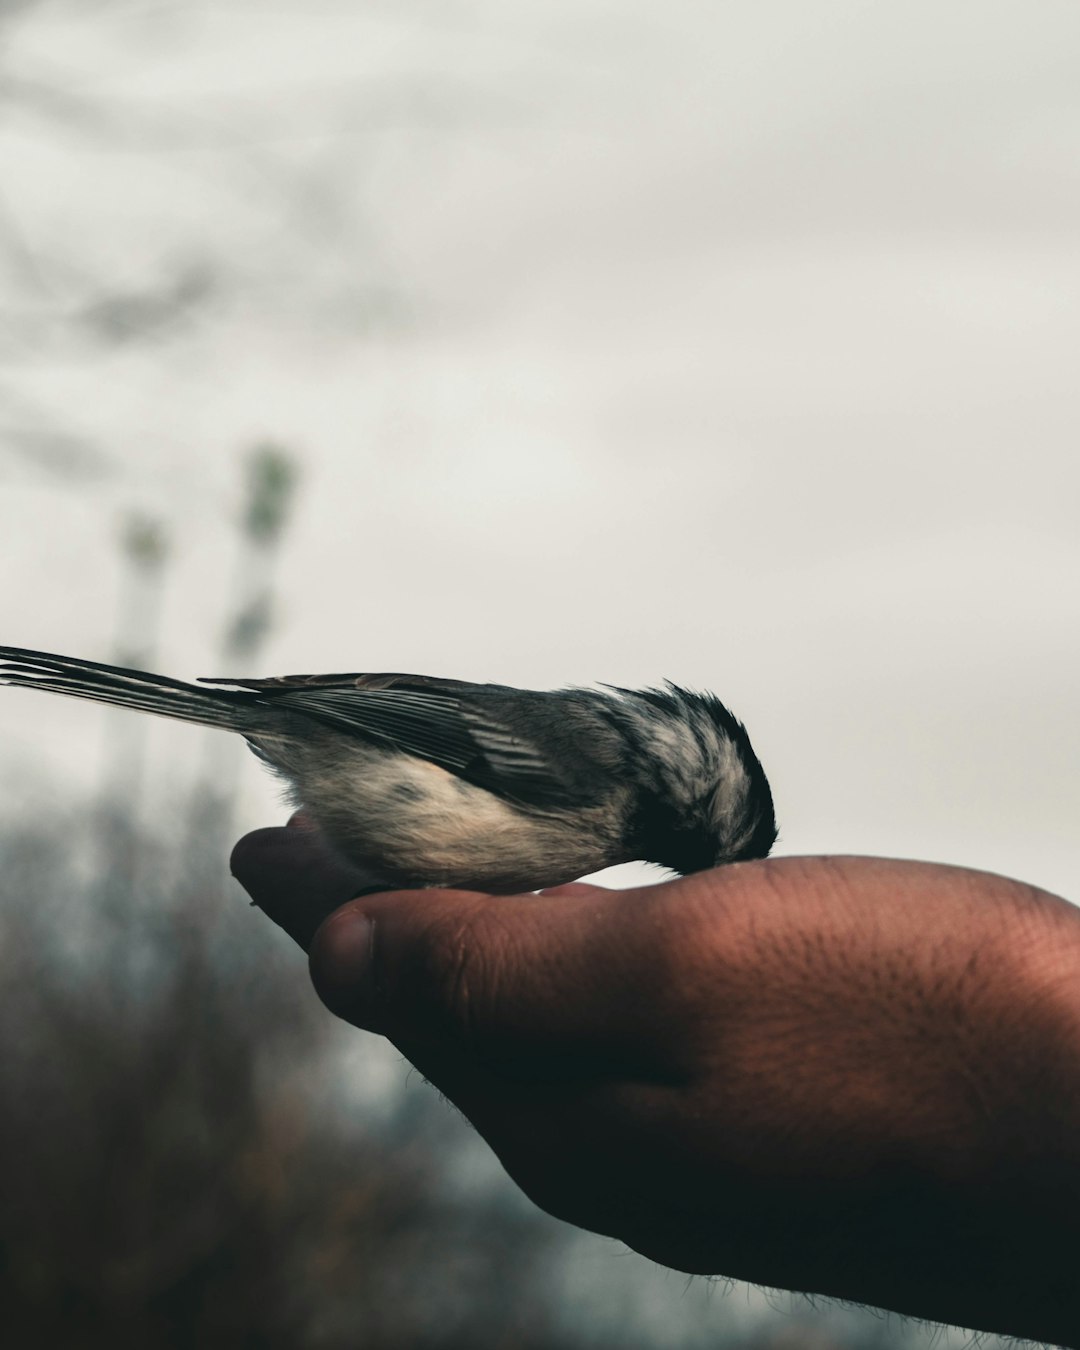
(222, 444), (299, 666)
(0, 808), (568, 1350)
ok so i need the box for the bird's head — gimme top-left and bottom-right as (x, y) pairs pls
(612, 684), (777, 875)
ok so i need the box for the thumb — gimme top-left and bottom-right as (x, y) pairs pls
(308, 881), (693, 1084)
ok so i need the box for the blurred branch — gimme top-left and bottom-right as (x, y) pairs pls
(120, 511), (169, 575)
(187, 445), (300, 871)
(0, 422), (111, 479)
(221, 442), (299, 664)
(100, 511), (172, 902)
(242, 442), (298, 550)
(78, 259), (219, 347)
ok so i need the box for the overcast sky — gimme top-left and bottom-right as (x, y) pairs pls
(1, 0), (1075, 901)
(0, 3), (1077, 1343)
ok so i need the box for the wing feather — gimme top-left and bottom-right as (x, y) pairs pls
(199, 671), (584, 808)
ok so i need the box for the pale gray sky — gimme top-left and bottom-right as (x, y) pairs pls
(2, 0), (1075, 901)
(1, 2), (1077, 1343)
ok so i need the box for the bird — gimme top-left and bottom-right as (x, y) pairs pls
(0, 646), (776, 893)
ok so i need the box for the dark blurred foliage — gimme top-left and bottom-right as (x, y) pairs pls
(0, 806), (570, 1350)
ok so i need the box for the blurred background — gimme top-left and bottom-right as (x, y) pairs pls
(0, 1), (1077, 1345)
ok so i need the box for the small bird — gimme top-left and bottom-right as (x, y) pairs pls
(0, 647), (776, 892)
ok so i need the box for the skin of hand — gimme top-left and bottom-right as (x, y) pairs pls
(232, 816), (1080, 1348)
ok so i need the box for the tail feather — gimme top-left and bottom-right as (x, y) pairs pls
(0, 646), (257, 732)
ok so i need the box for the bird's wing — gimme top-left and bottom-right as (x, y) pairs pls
(198, 671), (584, 808)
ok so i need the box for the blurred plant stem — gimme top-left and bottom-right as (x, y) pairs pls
(188, 444), (299, 877)
(100, 512), (171, 908)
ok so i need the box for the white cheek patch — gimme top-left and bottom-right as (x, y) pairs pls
(708, 736), (750, 831)
(646, 709), (726, 801)
(630, 699), (755, 848)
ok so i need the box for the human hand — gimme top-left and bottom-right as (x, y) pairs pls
(232, 819), (1080, 1347)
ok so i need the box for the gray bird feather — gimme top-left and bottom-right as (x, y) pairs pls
(0, 647), (776, 892)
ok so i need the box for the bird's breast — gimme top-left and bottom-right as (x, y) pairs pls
(286, 745), (626, 893)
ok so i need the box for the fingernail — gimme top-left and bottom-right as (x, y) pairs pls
(310, 908), (375, 1019)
